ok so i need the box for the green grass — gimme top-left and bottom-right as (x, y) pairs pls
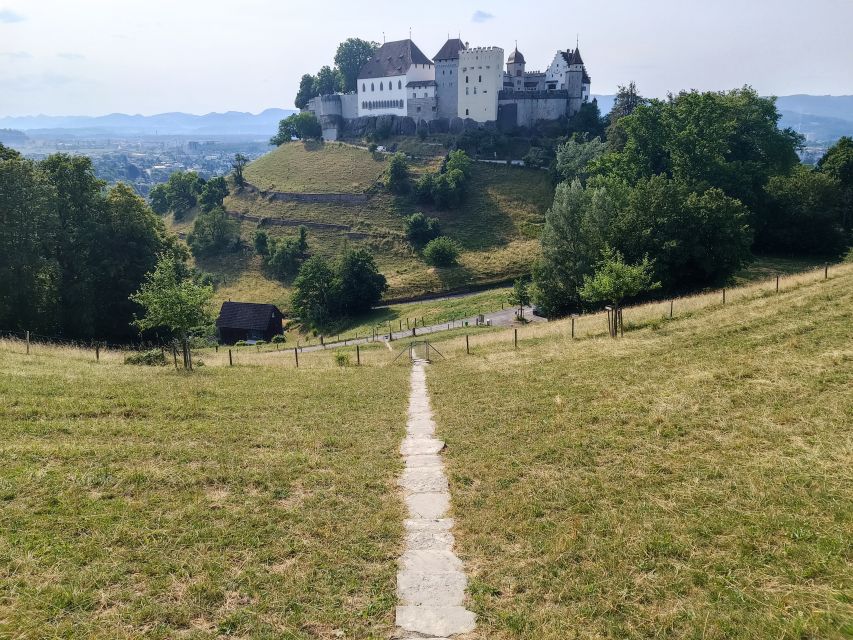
(731, 254), (830, 285)
(0, 347), (409, 638)
(216, 152), (552, 305)
(425, 265), (853, 638)
(245, 141), (387, 193)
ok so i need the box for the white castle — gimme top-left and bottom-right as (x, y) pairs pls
(308, 37), (592, 140)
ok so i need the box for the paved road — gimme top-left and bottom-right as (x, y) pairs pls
(295, 305), (545, 354)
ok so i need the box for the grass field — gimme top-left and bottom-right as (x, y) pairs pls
(424, 264), (853, 638)
(0, 346), (410, 638)
(207, 142), (554, 306)
(244, 141), (387, 193)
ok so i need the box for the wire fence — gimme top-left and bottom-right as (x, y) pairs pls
(1, 263), (846, 370)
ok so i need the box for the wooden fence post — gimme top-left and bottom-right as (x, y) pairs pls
(776, 275), (780, 292)
(294, 347), (299, 368)
(95, 344), (100, 361)
(356, 344), (360, 366)
(215, 344), (218, 353)
(465, 334), (470, 354)
(670, 300), (674, 319)
(571, 316), (575, 339)
(399, 320), (402, 331)
(722, 288), (726, 304)
(26, 330), (30, 355)
(619, 309), (624, 338)
(825, 263), (829, 280)
(228, 349), (233, 366)
(514, 328), (518, 349)
(173, 346), (178, 370)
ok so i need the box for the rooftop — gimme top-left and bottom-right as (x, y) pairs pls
(358, 39), (433, 79)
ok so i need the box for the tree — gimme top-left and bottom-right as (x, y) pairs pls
(422, 236), (460, 267)
(760, 166), (845, 255)
(556, 135), (607, 183)
(0, 152), (58, 333)
(405, 212), (441, 248)
(336, 247), (387, 315)
(270, 113), (322, 145)
(231, 154), (249, 188)
(384, 152), (410, 194)
(295, 73), (319, 110)
(314, 65), (342, 96)
(508, 278), (531, 320)
(605, 81), (645, 150)
(291, 256), (337, 328)
(164, 171), (202, 220)
(334, 38), (378, 93)
(149, 183), (169, 214)
(186, 206), (240, 258)
(198, 176), (229, 212)
(579, 246), (659, 337)
(93, 183), (168, 340)
(253, 229), (270, 256)
(818, 136), (853, 232)
(130, 253), (214, 371)
(533, 179), (616, 316)
(266, 237), (303, 278)
(567, 100), (606, 139)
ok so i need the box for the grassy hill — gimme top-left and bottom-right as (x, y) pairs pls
(191, 141), (554, 309)
(424, 264), (853, 638)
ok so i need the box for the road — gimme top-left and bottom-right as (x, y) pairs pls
(295, 305), (545, 354)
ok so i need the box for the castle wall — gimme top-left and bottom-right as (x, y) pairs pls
(407, 96), (437, 122)
(498, 90), (568, 128)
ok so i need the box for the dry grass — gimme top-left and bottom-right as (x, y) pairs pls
(245, 141), (387, 193)
(0, 343), (410, 638)
(425, 264), (853, 638)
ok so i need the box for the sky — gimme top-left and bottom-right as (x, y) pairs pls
(1, 0), (852, 117)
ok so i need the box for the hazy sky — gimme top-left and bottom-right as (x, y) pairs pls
(1, 0), (851, 117)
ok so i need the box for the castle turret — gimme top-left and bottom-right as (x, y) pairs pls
(434, 38), (467, 119)
(565, 47), (587, 116)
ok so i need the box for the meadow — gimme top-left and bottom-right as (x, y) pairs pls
(0, 346), (410, 639)
(425, 264), (853, 638)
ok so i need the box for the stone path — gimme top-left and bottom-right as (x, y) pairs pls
(395, 359), (475, 639)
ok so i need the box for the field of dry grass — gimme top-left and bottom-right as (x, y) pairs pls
(0, 342), (410, 638)
(424, 264), (853, 638)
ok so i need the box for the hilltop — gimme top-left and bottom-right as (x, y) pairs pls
(188, 141), (554, 308)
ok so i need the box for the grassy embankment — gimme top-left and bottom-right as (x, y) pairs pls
(424, 264), (853, 638)
(184, 141), (553, 309)
(0, 345), (410, 638)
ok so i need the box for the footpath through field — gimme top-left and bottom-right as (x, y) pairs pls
(395, 356), (475, 638)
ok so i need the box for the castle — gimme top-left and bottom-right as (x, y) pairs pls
(307, 37), (591, 140)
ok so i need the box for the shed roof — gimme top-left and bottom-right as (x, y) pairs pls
(358, 39), (433, 79)
(216, 301), (282, 331)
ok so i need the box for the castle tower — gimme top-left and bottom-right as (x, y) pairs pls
(506, 45), (526, 91)
(434, 38), (467, 119)
(566, 47), (585, 116)
(458, 46), (504, 122)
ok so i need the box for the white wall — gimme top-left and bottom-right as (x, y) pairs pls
(358, 75), (408, 117)
(458, 47), (504, 122)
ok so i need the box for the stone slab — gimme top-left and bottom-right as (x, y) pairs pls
(399, 467), (449, 494)
(405, 492), (450, 519)
(400, 438), (445, 456)
(397, 570), (467, 605)
(404, 454), (444, 469)
(401, 549), (463, 573)
(396, 605), (477, 637)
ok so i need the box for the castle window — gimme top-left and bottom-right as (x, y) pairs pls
(479, 75), (482, 82)
(466, 76), (469, 83)
(423, 92), (427, 98)
(466, 87), (469, 95)
(465, 108), (469, 116)
(474, 87), (477, 94)
(362, 83), (366, 92)
(380, 82), (383, 91)
(398, 80), (402, 89)
(371, 83), (374, 91)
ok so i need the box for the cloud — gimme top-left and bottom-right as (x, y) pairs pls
(57, 52), (85, 60)
(472, 10), (494, 23)
(0, 51), (31, 60)
(0, 9), (25, 23)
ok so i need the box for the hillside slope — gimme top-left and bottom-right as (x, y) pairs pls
(200, 141), (554, 307)
(426, 265), (853, 638)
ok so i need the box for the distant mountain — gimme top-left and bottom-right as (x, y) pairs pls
(0, 108), (296, 136)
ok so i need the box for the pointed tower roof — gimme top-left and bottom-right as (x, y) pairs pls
(507, 46), (525, 64)
(569, 47), (584, 66)
(434, 38), (467, 61)
(358, 39), (433, 79)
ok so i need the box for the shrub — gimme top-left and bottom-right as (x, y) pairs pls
(124, 349), (167, 366)
(334, 352), (351, 367)
(423, 236), (460, 267)
(368, 142), (378, 153)
(186, 206), (240, 258)
(384, 152), (410, 194)
(235, 340), (247, 346)
(271, 334), (286, 343)
(405, 212), (441, 248)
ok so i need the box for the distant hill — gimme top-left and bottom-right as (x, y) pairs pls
(0, 128), (28, 144)
(0, 109), (296, 136)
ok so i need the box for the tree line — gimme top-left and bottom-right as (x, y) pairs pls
(532, 86), (853, 316)
(294, 38), (378, 108)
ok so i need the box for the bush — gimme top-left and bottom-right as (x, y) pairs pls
(124, 349), (167, 366)
(334, 352), (351, 367)
(271, 334), (286, 343)
(423, 236), (460, 267)
(405, 212), (441, 248)
(186, 206), (240, 258)
(235, 340), (247, 346)
(384, 152), (410, 194)
(368, 142), (378, 153)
